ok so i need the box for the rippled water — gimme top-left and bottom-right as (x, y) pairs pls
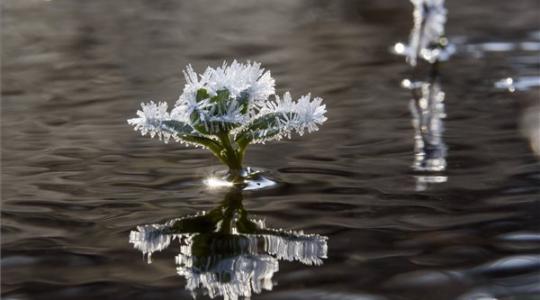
(2, 1), (540, 299)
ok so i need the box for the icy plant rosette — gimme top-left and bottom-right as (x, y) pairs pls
(128, 61), (327, 183)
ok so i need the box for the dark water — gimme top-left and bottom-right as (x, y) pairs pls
(2, 1), (540, 299)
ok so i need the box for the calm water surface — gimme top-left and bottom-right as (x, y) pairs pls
(2, 1), (540, 299)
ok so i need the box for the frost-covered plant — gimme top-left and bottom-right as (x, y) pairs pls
(128, 61), (327, 182)
(393, 0), (454, 66)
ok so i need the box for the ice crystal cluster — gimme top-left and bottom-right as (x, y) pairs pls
(128, 60), (327, 175)
(129, 209), (327, 300)
(393, 0), (454, 66)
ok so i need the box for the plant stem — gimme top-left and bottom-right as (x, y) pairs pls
(217, 133), (244, 181)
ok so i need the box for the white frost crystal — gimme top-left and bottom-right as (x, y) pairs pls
(127, 101), (173, 142)
(128, 60), (326, 146)
(251, 92), (327, 142)
(294, 94), (328, 136)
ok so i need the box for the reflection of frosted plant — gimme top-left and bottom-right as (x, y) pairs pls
(129, 189), (328, 300)
(129, 223), (172, 263)
(393, 0), (454, 66)
(128, 61), (327, 182)
(178, 252), (277, 300)
(175, 230), (326, 300)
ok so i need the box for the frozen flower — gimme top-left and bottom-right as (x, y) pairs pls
(127, 60), (327, 179)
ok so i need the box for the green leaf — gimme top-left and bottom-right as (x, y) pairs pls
(196, 88), (209, 102)
(243, 113), (281, 131)
(210, 89), (230, 103)
(190, 110), (209, 134)
(237, 91), (249, 114)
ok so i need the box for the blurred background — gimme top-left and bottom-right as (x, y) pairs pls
(2, 0), (540, 299)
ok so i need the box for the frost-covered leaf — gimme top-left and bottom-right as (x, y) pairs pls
(127, 101), (222, 151)
(189, 107), (243, 135)
(236, 112), (295, 143)
(239, 92), (327, 143)
(127, 101), (175, 143)
(161, 120), (195, 136)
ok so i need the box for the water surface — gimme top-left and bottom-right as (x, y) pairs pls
(2, 0), (540, 299)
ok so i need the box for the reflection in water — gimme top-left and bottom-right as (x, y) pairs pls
(402, 77), (448, 191)
(392, 0), (455, 66)
(394, 0), (451, 190)
(494, 76), (540, 92)
(465, 41), (540, 58)
(130, 189), (327, 300)
(404, 78), (447, 172)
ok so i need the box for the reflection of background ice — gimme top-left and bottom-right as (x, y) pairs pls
(413, 175), (447, 192)
(408, 80), (447, 173)
(495, 76), (540, 92)
(402, 79), (448, 191)
(393, 0), (450, 192)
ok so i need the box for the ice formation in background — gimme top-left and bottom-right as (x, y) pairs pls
(129, 191), (327, 300)
(392, 0), (454, 66)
